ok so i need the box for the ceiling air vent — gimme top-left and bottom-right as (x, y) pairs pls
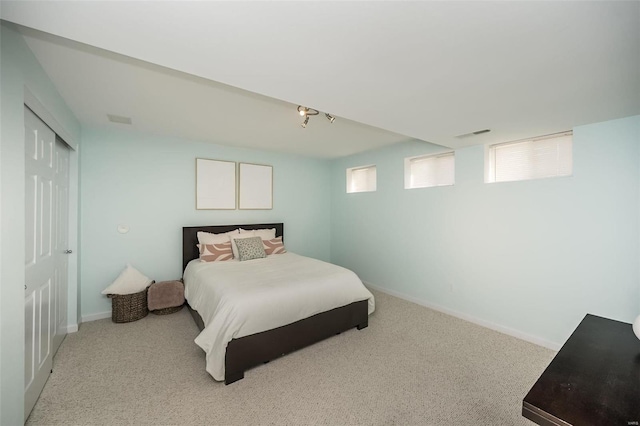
(107, 114), (132, 125)
(455, 129), (491, 139)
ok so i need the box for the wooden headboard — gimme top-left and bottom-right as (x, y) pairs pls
(182, 223), (284, 271)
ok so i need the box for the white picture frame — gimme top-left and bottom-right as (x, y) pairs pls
(239, 163), (273, 210)
(195, 158), (236, 210)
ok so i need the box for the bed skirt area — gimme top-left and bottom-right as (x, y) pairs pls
(187, 300), (369, 384)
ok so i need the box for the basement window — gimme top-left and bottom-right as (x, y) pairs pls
(347, 165), (376, 193)
(486, 131), (573, 183)
(404, 152), (455, 189)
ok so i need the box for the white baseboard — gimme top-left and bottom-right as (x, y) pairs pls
(81, 311), (111, 323)
(65, 323), (79, 333)
(363, 281), (562, 352)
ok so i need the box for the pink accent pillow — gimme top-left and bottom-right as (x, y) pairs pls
(263, 237), (287, 255)
(198, 242), (233, 262)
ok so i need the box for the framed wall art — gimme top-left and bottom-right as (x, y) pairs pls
(195, 158), (236, 210)
(238, 163), (273, 210)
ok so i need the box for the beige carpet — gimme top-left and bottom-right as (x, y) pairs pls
(27, 290), (554, 425)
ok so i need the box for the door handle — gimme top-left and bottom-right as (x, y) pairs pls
(64, 250), (73, 254)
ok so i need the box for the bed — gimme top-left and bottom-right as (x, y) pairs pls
(182, 223), (374, 384)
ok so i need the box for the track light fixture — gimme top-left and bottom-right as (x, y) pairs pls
(298, 106), (319, 117)
(297, 105), (335, 128)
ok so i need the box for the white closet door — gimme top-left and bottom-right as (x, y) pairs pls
(24, 106), (70, 419)
(52, 136), (69, 355)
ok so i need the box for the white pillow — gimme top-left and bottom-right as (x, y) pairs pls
(229, 232), (259, 258)
(197, 229), (238, 245)
(238, 228), (255, 234)
(254, 228), (276, 241)
(101, 264), (152, 295)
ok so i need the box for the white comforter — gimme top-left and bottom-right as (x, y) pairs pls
(183, 252), (375, 381)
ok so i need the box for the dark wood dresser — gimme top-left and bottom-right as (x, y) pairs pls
(523, 314), (640, 425)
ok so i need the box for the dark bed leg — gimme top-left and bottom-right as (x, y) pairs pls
(225, 371), (244, 385)
(357, 320), (368, 330)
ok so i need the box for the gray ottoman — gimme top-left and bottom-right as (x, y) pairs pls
(147, 280), (184, 315)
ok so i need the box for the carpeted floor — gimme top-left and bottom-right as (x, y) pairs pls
(27, 290), (554, 425)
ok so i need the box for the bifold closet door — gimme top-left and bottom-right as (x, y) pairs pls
(24, 106), (70, 419)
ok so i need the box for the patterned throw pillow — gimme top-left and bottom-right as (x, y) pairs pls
(263, 237), (287, 255)
(198, 242), (233, 262)
(235, 236), (267, 262)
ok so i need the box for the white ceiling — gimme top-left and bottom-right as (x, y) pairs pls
(2, 1), (639, 157)
(17, 27), (413, 159)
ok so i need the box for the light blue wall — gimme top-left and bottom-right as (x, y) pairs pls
(330, 115), (640, 348)
(80, 126), (332, 318)
(0, 22), (81, 425)
(2, 16), (638, 423)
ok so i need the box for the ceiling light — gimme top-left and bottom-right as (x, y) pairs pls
(297, 106), (334, 128)
(297, 105), (319, 116)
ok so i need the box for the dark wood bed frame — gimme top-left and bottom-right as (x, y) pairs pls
(182, 223), (369, 385)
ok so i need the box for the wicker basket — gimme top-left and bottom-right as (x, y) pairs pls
(108, 284), (152, 323)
